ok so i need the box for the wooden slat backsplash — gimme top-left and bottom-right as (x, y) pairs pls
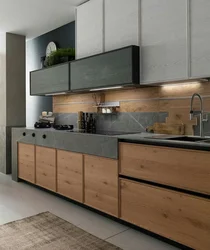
(53, 81), (210, 114)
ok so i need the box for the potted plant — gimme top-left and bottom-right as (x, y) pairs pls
(46, 48), (75, 66)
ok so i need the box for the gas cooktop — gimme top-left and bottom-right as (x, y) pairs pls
(68, 130), (140, 136)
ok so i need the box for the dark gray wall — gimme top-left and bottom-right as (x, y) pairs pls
(26, 22), (75, 127)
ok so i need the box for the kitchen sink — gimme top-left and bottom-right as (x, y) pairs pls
(200, 139), (210, 144)
(166, 136), (207, 142)
(143, 135), (208, 143)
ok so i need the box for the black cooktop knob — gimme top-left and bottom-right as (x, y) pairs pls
(32, 133), (36, 137)
(23, 132), (26, 136)
(42, 134), (46, 139)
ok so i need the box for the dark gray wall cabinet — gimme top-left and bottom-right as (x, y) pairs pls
(30, 63), (70, 95)
(71, 46), (140, 91)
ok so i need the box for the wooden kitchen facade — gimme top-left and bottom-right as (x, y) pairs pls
(18, 141), (210, 250)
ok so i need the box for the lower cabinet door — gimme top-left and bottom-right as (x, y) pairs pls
(57, 150), (83, 202)
(84, 155), (118, 217)
(18, 143), (35, 183)
(36, 146), (56, 192)
(120, 179), (210, 250)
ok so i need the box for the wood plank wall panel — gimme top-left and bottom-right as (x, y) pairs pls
(53, 81), (210, 112)
(53, 82), (210, 129)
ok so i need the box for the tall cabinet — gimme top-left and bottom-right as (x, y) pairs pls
(76, 0), (104, 59)
(104, 0), (139, 51)
(190, 0), (210, 78)
(76, 0), (139, 57)
(141, 0), (188, 83)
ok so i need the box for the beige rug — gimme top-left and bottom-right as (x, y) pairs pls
(0, 212), (122, 250)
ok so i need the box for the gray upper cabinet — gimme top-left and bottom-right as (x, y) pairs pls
(190, 0), (210, 78)
(104, 0), (139, 51)
(30, 63), (70, 96)
(71, 46), (139, 91)
(141, 0), (188, 83)
(76, 0), (104, 59)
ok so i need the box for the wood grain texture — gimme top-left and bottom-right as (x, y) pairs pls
(120, 179), (210, 250)
(36, 146), (56, 192)
(146, 122), (185, 135)
(120, 142), (210, 195)
(57, 150), (83, 202)
(84, 155), (119, 217)
(18, 143), (35, 183)
(53, 81), (210, 135)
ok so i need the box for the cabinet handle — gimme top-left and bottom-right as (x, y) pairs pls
(42, 134), (46, 139)
(23, 132), (26, 136)
(32, 133), (36, 137)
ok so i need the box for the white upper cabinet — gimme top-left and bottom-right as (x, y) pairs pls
(76, 0), (104, 59)
(104, 0), (139, 51)
(190, 0), (210, 78)
(141, 0), (188, 83)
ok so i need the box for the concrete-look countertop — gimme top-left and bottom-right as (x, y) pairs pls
(12, 127), (210, 181)
(12, 127), (118, 181)
(116, 132), (210, 152)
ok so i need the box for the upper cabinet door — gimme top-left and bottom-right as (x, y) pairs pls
(30, 63), (70, 95)
(71, 46), (139, 91)
(76, 0), (104, 59)
(141, 0), (188, 83)
(190, 0), (210, 78)
(104, 0), (139, 51)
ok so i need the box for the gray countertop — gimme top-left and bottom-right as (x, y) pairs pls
(12, 127), (210, 182)
(14, 127), (210, 152)
(116, 133), (210, 151)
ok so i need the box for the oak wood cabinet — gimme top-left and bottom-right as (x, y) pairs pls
(18, 143), (35, 183)
(57, 150), (83, 202)
(120, 179), (210, 250)
(120, 142), (210, 195)
(84, 155), (119, 216)
(36, 146), (56, 192)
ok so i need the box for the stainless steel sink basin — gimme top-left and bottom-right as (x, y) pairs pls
(143, 135), (208, 143)
(166, 136), (207, 142)
(201, 139), (210, 144)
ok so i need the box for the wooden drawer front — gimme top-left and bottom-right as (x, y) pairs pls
(36, 146), (56, 192)
(120, 179), (210, 250)
(120, 142), (210, 195)
(57, 150), (83, 202)
(84, 155), (118, 216)
(18, 143), (35, 183)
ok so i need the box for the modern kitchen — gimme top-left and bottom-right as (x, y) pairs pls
(0, 0), (210, 250)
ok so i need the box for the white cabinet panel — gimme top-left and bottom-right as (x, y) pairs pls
(105, 0), (139, 51)
(190, 0), (210, 78)
(141, 0), (188, 83)
(76, 0), (104, 59)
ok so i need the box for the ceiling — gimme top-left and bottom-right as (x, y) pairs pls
(0, 0), (88, 39)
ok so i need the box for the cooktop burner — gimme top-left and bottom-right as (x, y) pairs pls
(53, 125), (74, 130)
(68, 130), (139, 136)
